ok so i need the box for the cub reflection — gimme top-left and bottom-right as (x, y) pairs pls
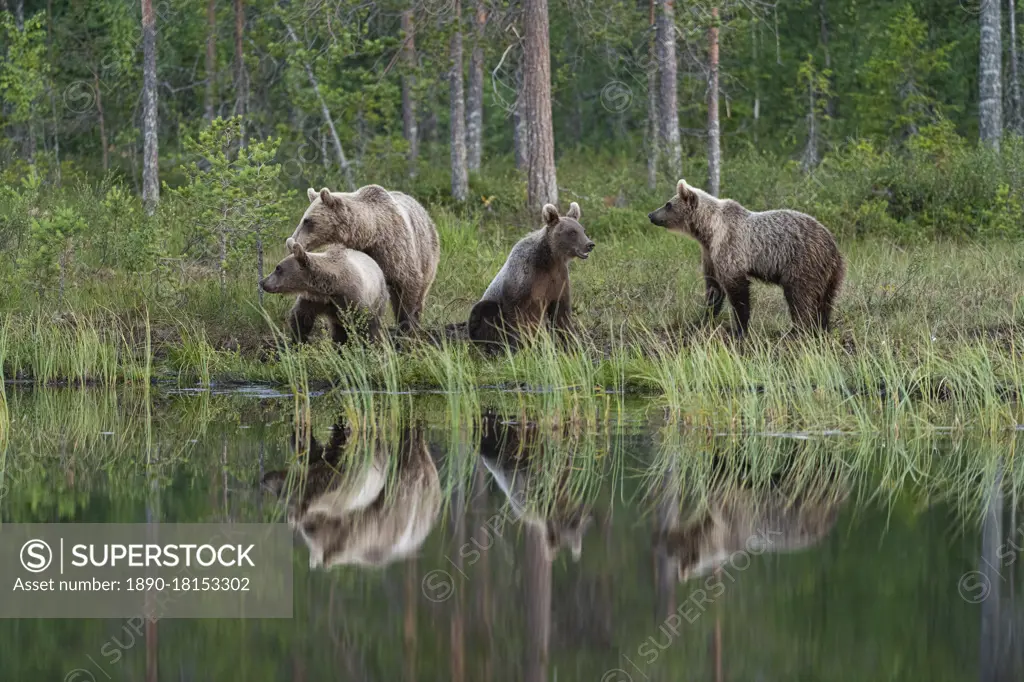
(660, 460), (847, 582)
(478, 412), (594, 562)
(262, 422), (441, 570)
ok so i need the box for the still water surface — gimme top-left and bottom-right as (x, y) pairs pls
(0, 388), (1021, 681)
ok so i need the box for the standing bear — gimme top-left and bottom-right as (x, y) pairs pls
(468, 202), (595, 347)
(286, 185), (440, 331)
(260, 242), (388, 345)
(648, 179), (845, 336)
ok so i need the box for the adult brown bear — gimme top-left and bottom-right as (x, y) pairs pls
(649, 179), (845, 337)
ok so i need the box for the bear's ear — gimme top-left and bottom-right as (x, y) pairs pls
(677, 179), (698, 209)
(291, 241), (310, 267)
(542, 203), (560, 227)
(319, 188), (338, 208)
(306, 187), (318, 203)
(566, 202), (581, 221)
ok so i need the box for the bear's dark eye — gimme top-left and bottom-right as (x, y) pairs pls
(665, 202), (672, 210)
(275, 266), (281, 274)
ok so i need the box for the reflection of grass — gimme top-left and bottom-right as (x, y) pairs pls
(1, 386), (1019, 525)
(644, 426), (1023, 521)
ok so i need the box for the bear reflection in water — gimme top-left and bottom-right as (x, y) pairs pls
(659, 458), (848, 583)
(477, 411), (594, 562)
(262, 421), (441, 570)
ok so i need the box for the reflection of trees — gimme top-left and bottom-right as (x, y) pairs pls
(979, 460), (1016, 682)
(524, 522), (552, 682)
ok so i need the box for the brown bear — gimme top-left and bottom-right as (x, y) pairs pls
(468, 202), (595, 347)
(648, 179), (845, 336)
(260, 241), (388, 345)
(261, 422), (441, 570)
(662, 486), (844, 582)
(286, 185), (440, 331)
(477, 411), (594, 562)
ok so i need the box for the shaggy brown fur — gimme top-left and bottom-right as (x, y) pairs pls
(469, 202), (595, 347)
(648, 179), (845, 336)
(260, 242), (388, 345)
(286, 185), (440, 331)
(261, 423), (441, 569)
(662, 482), (846, 583)
(477, 411), (594, 562)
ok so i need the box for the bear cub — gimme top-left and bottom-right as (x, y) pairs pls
(469, 202), (595, 348)
(648, 179), (845, 337)
(260, 241), (388, 345)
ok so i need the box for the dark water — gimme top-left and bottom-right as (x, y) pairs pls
(1, 388), (1022, 681)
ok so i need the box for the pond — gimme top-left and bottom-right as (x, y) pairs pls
(0, 387), (1021, 681)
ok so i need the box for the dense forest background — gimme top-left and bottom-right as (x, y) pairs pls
(1, 0), (1023, 335)
(0, 1), (1019, 200)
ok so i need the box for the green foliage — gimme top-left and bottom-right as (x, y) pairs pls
(17, 206), (86, 300)
(856, 5), (954, 143)
(167, 116), (291, 295)
(0, 12), (49, 126)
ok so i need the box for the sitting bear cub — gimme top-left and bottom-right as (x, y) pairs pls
(469, 202), (595, 348)
(260, 242), (388, 345)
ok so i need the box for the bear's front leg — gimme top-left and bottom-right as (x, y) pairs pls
(287, 298), (321, 344)
(548, 294), (576, 343)
(701, 250), (725, 323)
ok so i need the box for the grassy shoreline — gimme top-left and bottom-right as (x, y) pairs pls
(3, 207), (1023, 431)
(2, 231), (1024, 428)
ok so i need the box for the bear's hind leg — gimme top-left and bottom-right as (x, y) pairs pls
(392, 283), (423, 333)
(288, 298), (321, 344)
(724, 279), (751, 338)
(469, 300), (516, 351)
(783, 285), (822, 334)
(817, 260), (845, 332)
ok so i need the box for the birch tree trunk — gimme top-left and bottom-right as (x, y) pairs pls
(466, 0), (487, 172)
(401, 10), (418, 176)
(657, 0), (681, 179)
(94, 70), (109, 171)
(205, 0), (217, 122)
(646, 0), (658, 189)
(513, 63), (527, 170)
(707, 7), (721, 197)
(979, 0), (1003, 149)
(233, 0), (248, 142)
(819, 0), (835, 117)
(523, 0), (558, 210)
(284, 23), (355, 190)
(141, 0), (160, 214)
(1009, 0), (1022, 134)
(449, 0), (469, 201)
(802, 74), (819, 172)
